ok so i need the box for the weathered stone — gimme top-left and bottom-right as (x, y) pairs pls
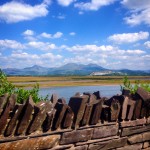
(128, 134), (143, 144)
(66, 145), (88, 150)
(111, 99), (121, 121)
(147, 117), (150, 124)
(0, 94), (8, 115)
(0, 135), (60, 150)
(144, 147), (150, 150)
(62, 106), (74, 129)
(52, 102), (68, 130)
(137, 87), (150, 101)
(116, 143), (142, 150)
(101, 104), (110, 122)
(143, 142), (150, 149)
(128, 132), (150, 144)
(58, 97), (66, 104)
(0, 94), (16, 135)
(92, 124), (118, 139)
(68, 95), (89, 128)
(16, 96), (34, 135)
(143, 132), (150, 141)
(60, 128), (93, 144)
(89, 99), (103, 125)
(42, 108), (56, 132)
(133, 99), (142, 119)
(50, 93), (59, 106)
(27, 101), (47, 134)
(88, 137), (127, 150)
(93, 91), (101, 99)
(81, 94), (96, 126)
(5, 104), (24, 136)
(51, 144), (74, 150)
(121, 125), (150, 136)
(120, 118), (146, 128)
(121, 96), (136, 120)
(122, 89), (130, 96)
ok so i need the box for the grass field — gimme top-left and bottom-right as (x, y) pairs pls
(7, 76), (150, 88)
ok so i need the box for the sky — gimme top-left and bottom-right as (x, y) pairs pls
(0, 0), (150, 70)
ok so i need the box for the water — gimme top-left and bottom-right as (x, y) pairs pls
(39, 85), (121, 103)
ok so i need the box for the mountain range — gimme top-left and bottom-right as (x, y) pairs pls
(2, 63), (150, 76)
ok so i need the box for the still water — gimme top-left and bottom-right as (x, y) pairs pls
(39, 85), (121, 103)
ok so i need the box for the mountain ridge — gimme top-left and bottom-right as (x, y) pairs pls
(2, 63), (150, 76)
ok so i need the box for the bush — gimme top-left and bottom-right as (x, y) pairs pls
(120, 76), (150, 94)
(0, 69), (48, 103)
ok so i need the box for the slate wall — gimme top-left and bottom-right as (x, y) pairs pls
(0, 87), (150, 150)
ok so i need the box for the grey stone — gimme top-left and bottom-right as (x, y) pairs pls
(121, 125), (150, 136)
(5, 104), (24, 136)
(0, 135), (60, 150)
(16, 96), (34, 135)
(60, 128), (93, 144)
(0, 94), (16, 135)
(116, 143), (142, 150)
(68, 95), (89, 128)
(92, 124), (118, 139)
(88, 137), (127, 150)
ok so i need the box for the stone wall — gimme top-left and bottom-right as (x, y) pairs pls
(0, 87), (150, 150)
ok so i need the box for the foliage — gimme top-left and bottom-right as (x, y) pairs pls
(121, 76), (150, 94)
(0, 69), (48, 103)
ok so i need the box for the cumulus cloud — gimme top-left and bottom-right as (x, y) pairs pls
(69, 32), (76, 36)
(27, 41), (56, 50)
(144, 41), (150, 48)
(0, 1), (50, 23)
(57, 0), (75, 6)
(121, 0), (150, 26)
(0, 51), (62, 68)
(53, 32), (63, 38)
(0, 39), (25, 50)
(23, 30), (34, 36)
(108, 31), (149, 44)
(75, 0), (117, 11)
(40, 32), (52, 38)
(40, 31), (63, 39)
(65, 44), (115, 52)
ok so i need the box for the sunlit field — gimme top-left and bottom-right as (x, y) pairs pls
(7, 76), (150, 88)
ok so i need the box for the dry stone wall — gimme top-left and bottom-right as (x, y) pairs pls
(0, 87), (150, 150)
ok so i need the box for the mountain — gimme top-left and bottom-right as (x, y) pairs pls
(2, 63), (150, 76)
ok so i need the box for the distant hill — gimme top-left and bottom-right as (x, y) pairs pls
(2, 63), (150, 76)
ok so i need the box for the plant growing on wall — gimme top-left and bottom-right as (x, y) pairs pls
(0, 69), (48, 103)
(120, 76), (150, 94)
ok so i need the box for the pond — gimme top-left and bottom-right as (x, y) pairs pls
(39, 85), (121, 103)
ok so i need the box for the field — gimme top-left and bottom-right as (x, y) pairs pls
(7, 76), (150, 88)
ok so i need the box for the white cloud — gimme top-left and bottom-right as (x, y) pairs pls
(23, 30), (34, 36)
(0, 39), (25, 50)
(27, 41), (56, 50)
(53, 32), (63, 38)
(57, 0), (75, 6)
(126, 49), (145, 55)
(75, 0), (117, 11)
(40, 31), (63, 39)
(0, 1), (50, 23)
(144, 41), (150, 48)
(1, 51), (62, 68)
(121, 0), (150, 26)
(65, 44), (114, 52)
(69, 32), (76, 36)
(108, 31), (149, 44)
(40, 32), (52, 38)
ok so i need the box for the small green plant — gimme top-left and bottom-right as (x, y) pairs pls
(0, 69), (48, 103)
(121, 76), (150, 94)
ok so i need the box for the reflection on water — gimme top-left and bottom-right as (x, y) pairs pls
(39, 85), (121, 103)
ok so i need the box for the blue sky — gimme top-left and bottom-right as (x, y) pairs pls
(0, 0), (150, 70)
